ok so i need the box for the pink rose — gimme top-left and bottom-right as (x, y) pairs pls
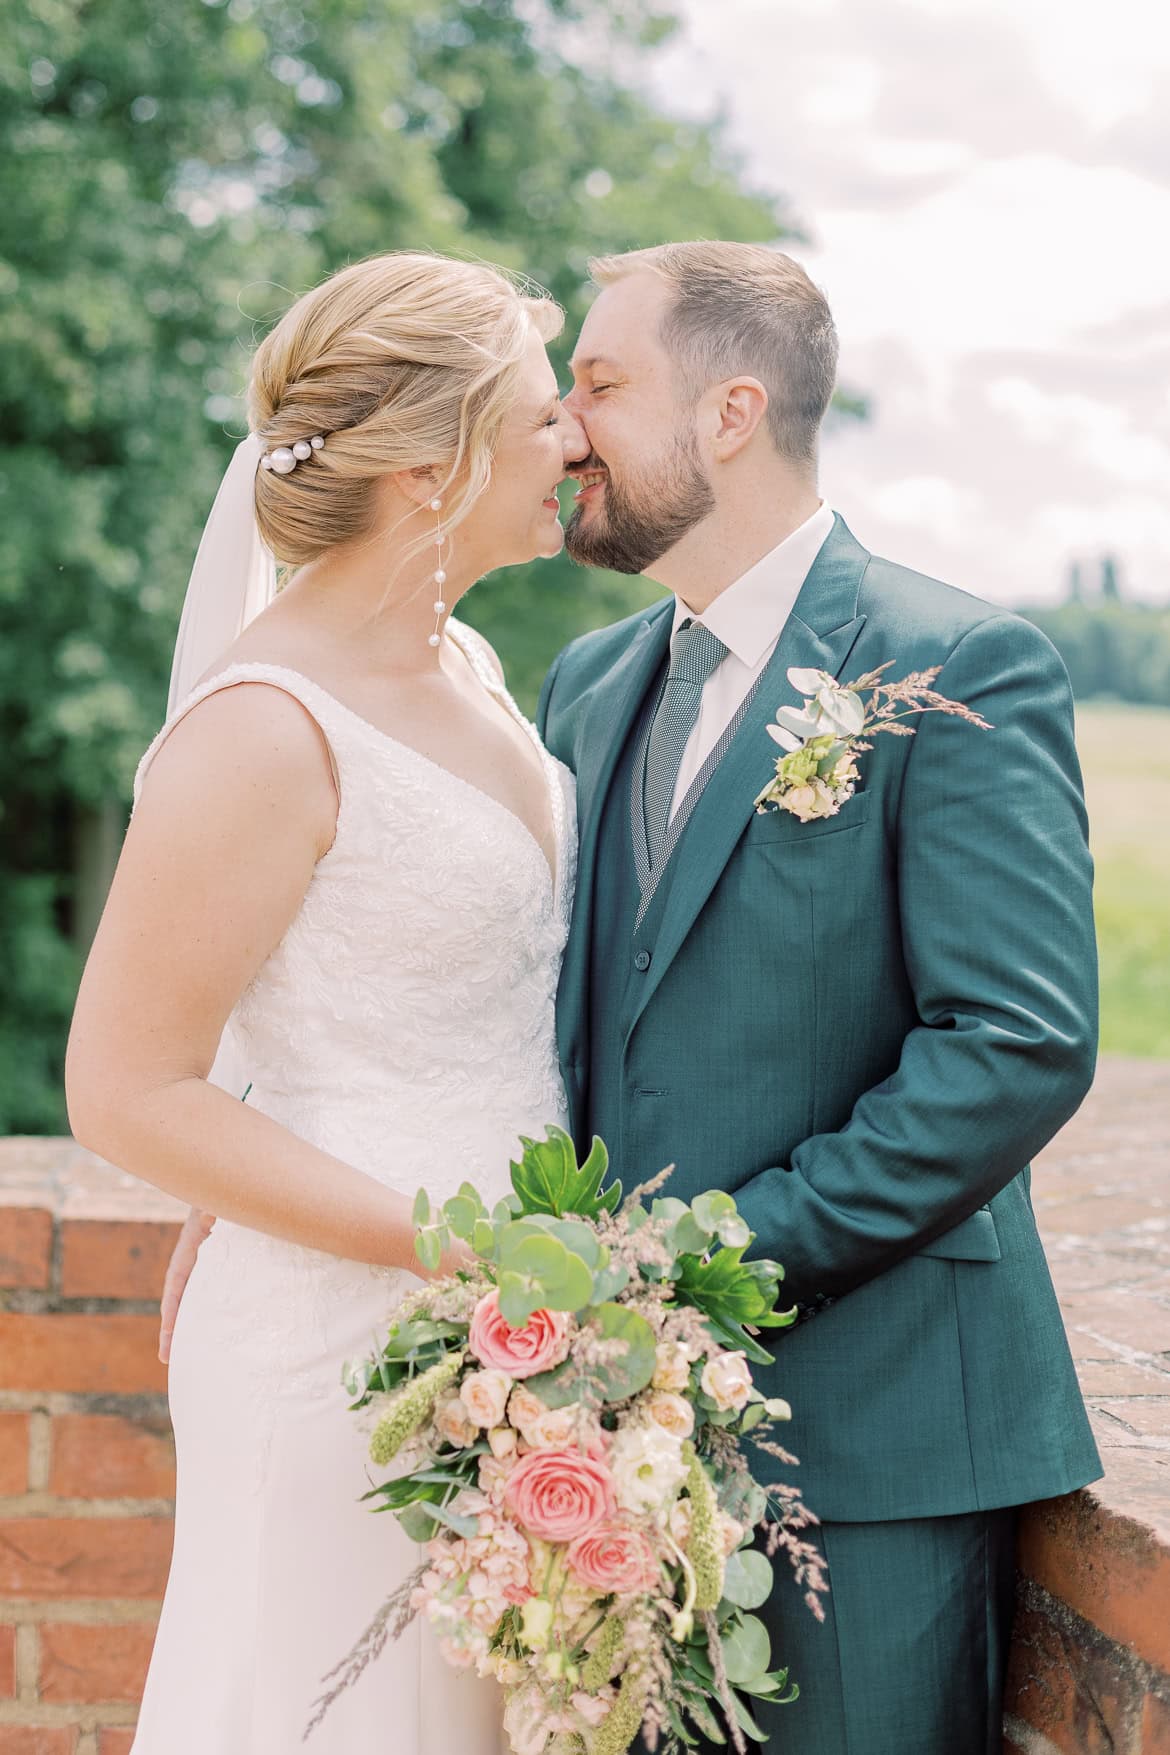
(470, 1291), (571, 1380)
(566, 1519), (662, 1597)
(504, 1446), (616, 1541)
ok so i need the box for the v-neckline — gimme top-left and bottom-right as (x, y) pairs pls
(223, 639), (562, 901)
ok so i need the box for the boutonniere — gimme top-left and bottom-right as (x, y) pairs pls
(755, 663), (992, 823)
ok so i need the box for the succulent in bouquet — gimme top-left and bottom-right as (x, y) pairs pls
(307, 1130), (826, 1754)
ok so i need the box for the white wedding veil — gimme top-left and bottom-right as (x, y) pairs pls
(166, 432), (277, 713)
(164, 430), (278, 1098)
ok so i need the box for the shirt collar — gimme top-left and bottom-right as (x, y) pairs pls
(671, 500), (836, 667)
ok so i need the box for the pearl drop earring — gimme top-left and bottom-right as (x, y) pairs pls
(428, 497), (447, 649)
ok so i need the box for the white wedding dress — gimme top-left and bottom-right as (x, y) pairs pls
(129, 622), (576, 1755)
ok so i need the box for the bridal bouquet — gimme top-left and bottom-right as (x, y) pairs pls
(309, 1130), (826, 1755)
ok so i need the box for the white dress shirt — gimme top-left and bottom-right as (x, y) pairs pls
(668, 500), (836, 819)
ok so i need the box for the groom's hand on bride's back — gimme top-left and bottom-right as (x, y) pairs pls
(158, 1206), (216, 1363)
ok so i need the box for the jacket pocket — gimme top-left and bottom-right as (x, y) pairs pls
(916, 1205), (1002, 1262)
(744, 787), (873, 845)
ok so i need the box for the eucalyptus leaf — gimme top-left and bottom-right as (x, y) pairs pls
(428, 1500), (481, 1538)
(396, 1502), (439, 1543)
(691, 1191), (737, 1232)
(721, 1615), (773, 1687)
(520, 1356), (582, 1409)
(721, 1549), (774, 1611)
(590, 1259), (630, 1303)
(584, 1301), (656, 1401)
(497, 1271), (540, 1328)
(472, 1219), (496, 1256)
(441, 1195), (479, 1240)
(414, 1228), (442, 1272)
(715, 1215), (752, 1249)
(412, 1188), (431, 1227)
(670, 1211), (714, 1256)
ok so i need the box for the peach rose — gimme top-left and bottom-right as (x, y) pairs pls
(488, 1425), (518, 1459)
(434, 1391), (477, 1448)
(719, 1513), (745, 1556)
(507, 1383), (550, 1437)
(469, 1291), (571, 1379)
(645, 1391), (695, 1440)
(504, 1446), (616, 1541)
(460, 1368), (512, 1429)
(652, 1341), (693, 1393)
(566, 1518), (662, 1597)
(700, 1350), (753, 1412)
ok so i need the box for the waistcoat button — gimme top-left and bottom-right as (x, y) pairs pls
(634, 949), (651, 972)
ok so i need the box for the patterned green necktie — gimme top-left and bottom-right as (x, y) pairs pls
(643, 617), (728, 871)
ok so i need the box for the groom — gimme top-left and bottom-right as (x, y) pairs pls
(539, 240), (1101, 1752)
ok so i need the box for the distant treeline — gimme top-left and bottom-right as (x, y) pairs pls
(1021, 557), (1170, 705)
(1023, 602), (1170, 705)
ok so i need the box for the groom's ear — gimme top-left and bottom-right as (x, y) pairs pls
(706, 377), (769, 463)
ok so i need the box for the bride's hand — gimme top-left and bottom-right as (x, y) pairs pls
(159, 1206), (216, 1363)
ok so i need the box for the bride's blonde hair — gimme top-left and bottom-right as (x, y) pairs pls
(247, 252), (563, 567)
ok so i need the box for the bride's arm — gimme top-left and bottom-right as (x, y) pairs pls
(66, 682), (423, 1274)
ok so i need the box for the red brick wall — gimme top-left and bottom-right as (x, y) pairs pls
(0, 1142), (182, 1754)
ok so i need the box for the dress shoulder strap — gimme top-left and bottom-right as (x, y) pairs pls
(133, 662), (344, 809)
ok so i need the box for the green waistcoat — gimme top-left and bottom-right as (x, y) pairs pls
(538, 515), (1102, 1523)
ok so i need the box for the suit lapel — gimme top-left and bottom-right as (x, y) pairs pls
(556, 601), (673, 1068)
(626, 516), (871, 1038)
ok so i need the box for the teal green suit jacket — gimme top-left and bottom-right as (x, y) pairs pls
(537, 515), (1102, 1522)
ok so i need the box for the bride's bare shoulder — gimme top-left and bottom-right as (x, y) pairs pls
(136, 675), (338, 848)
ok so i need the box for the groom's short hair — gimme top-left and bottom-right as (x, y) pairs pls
(588, 241), (837, 468)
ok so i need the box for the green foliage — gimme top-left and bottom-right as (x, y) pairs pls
(509, 1127), (620, 1220)
(672, 1244), (795, 1365)
(1, 0), (800, 1130)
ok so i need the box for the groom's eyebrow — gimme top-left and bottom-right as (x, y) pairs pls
(570, 355), (622, 375)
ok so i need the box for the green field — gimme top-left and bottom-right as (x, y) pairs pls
(1076, 704), (1170, 1056)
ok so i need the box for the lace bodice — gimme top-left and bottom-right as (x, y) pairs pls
(134, 621), (576, 1218)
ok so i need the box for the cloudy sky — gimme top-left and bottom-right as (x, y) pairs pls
(645, 0), (1170, 606)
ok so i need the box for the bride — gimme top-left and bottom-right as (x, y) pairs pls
(65, 251), (588, 1754)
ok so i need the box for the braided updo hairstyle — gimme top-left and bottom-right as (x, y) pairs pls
(247, 252), (563, 568)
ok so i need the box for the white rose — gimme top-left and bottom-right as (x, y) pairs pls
(652, 1341), (692, 1393)
(700, 1350), (753, 1412)
(434, 1391), (477, 1449)
(460, 1368), (512, 1429)
(645, 1391), (695, 1441)
(609, 1424), (689, 1515)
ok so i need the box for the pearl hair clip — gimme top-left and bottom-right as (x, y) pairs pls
(260, 434), (326, 475)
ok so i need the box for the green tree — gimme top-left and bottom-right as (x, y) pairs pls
(0, 0), (811, 1130)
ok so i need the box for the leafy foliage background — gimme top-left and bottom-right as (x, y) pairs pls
(0, 0), (803, 1130)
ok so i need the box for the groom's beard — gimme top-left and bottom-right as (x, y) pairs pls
(564, 433), (715, 575)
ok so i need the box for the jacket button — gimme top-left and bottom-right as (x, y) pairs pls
(634, 950), (651, 972)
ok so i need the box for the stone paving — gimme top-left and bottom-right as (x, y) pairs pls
(1031, 1055), (1170, 1543)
